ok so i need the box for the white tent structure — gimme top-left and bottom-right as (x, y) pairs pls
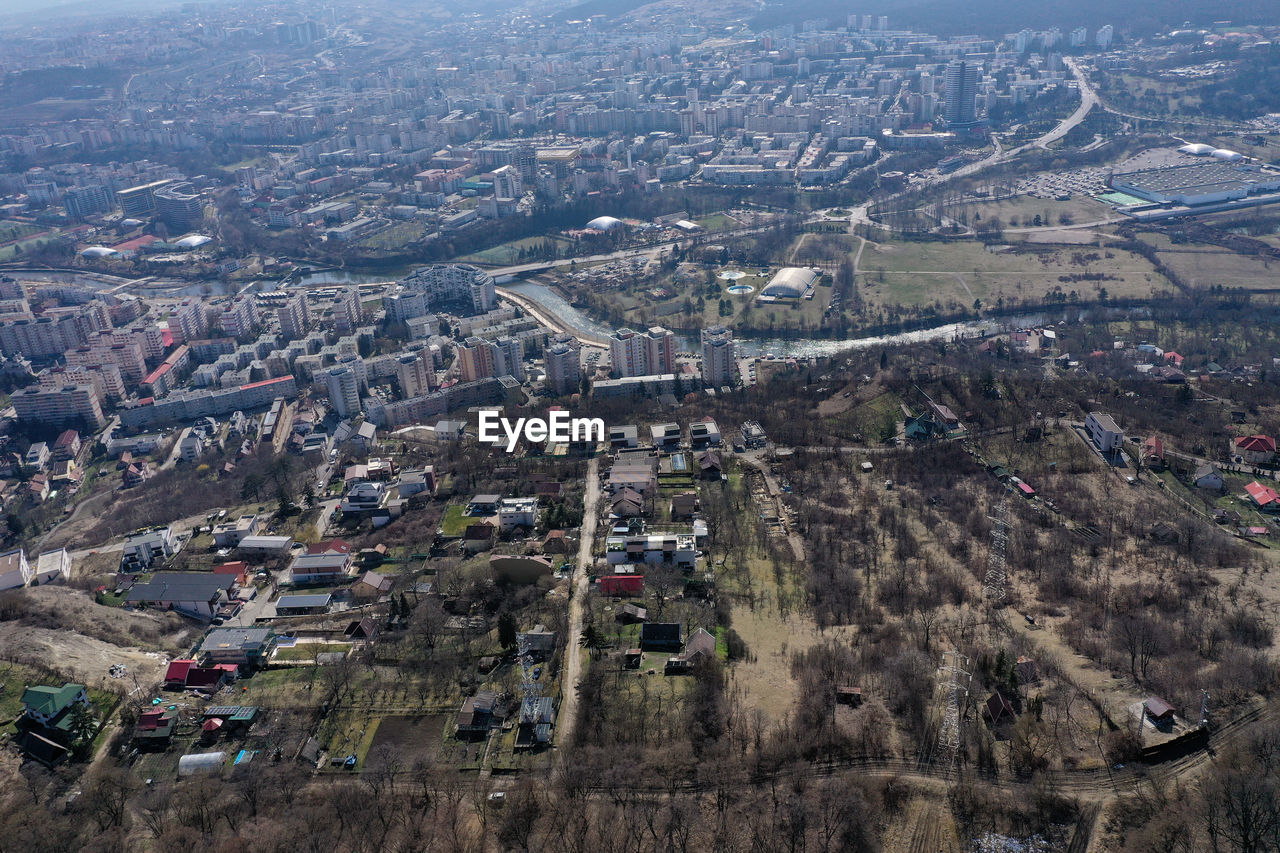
(178, 752), (226, 777)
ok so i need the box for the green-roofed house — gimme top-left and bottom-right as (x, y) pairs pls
(17, 682), (92, 764)
(20, 683), (88, 728)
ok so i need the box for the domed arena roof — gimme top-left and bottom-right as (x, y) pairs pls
(1179, 143), (1215, 155)
(80, 246), (117, 258)
(585, 215), (623, 231)
(760, 267), (819, 299)
(1212, 148), (1243, 161)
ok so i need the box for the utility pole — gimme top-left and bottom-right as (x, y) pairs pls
(983, 497), (1010, 605)
(937, 650), (972, 769)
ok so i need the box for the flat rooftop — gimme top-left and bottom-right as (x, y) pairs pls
(1113, 162), (1278, 196)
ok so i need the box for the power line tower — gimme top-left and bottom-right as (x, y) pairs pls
(982, 498), (1010, 605)
(937, 650), (971, 766)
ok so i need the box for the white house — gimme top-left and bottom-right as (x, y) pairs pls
(33, 549), (71, 585)
(120, 526), (178, 573)
(608, 463), (658, 496)
(212, 514), (260, 547)
(497, 497), (539, 532)
(179, 430), (206, 462)
(0, 549), (31, 590)
(605, 533), (698, 570)
(24, 442), (50, 472)
(1085, 412), (1124, 453)
(689, 418), (722, 448)
(236, 535), (294, 557)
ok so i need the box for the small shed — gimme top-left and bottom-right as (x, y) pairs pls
(984, 692), (1017, 726)
(1144, 696), (1176, 722)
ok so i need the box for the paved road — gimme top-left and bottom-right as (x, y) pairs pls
(556, 456), (600, 747)
(1034, 58), (1098, 150)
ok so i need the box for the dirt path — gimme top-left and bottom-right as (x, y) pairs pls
(556, 456), (599, 746)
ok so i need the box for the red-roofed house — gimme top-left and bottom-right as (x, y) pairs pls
(307, 539), (352, 556)
(1164, 352), (1184, 367)
(184, 667), (227, 691)
(1235, 435), (1276, 465)
(1142, 436), (1165, 470)
(164, 659), (195, 689)
(213, 561), (249, 584)
(600, 575), (645, 596)
(52, 430), (81, 461)
(1245, 481), (1280, 510)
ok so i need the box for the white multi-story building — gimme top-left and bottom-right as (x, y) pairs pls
(605, 533), (698, 570)
(497, 497), (538, 531)
(39, 363), (126, 402)
(609, 326), (675, 378)
(395, 351), (435, 398)
(277, 292), (311, 340)
(219, 295), (260, 339)
(169, 299), (209, 344)
(1095, 24), (1113, 48)
(396, 264), (496, 316)
(12, 384), (105, 430)
(700, 326), (736, 387)
(68, 334), (147, 383)
(1086, 411), (1124, 453)
(496, 336), (525, 381)
(543, 340), (580, 395)
(0, 548), (32, 591)
(326, 366), (361, 418)
(325, 288), (362, 334)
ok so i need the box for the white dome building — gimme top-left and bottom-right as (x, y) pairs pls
(174, 234), (213, 248)
(80, 246), (117, 258)
(1179, 143), (1215, 156)
(759, 267), (820, 300)
(585, 215), (624, 231)
(1212, 148), (1244, 162)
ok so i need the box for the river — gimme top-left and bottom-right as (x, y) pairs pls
(292, 269), (1110, 359)
(502, 281), (1072, 358)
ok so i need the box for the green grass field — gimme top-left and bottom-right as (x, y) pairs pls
(694, 212), (738, 232)
(458, 236), (574, 266)
(439, 504), (470, 537)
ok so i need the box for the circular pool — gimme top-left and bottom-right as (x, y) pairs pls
(726, 284), (754, 295)
(717, 270), (746, 281)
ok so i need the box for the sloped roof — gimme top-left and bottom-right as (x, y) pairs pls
(21, 683), (84, 717)
(1246, 481), (1280, 506)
